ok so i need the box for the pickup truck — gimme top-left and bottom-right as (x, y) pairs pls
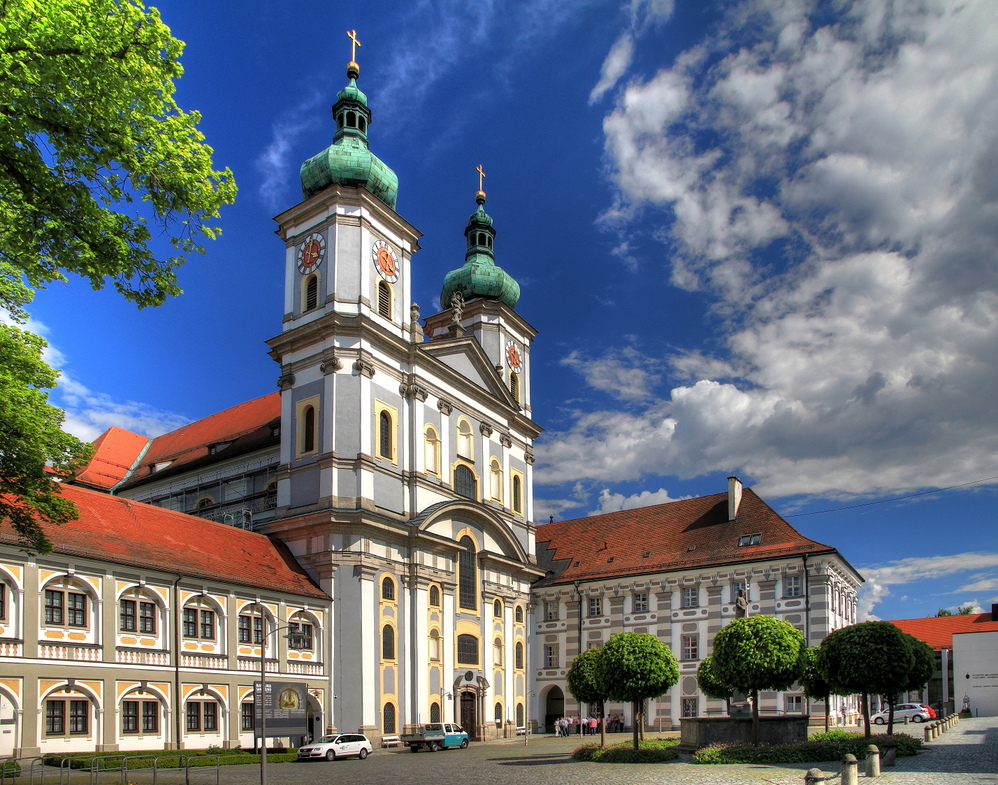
(400, 723), (470, 752)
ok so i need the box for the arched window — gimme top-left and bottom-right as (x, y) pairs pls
(379, 410), (392, 459)
(457, 419), (473, 458)
(509, 372), (519, 402)
(454, 465), (477, 500)
(457, 634), (479, 665)
(493, 598), (502, 618)
(512, 474), (523, 514)
(514, 605), (524, 624)
(382, 624), (395, 660)
(458, 535), (477, 610)
(303, 405), (316, 453)
(429, 628), (441, 661)
(489, 459), (502, 501)
(516, 703), (524, 727)
(429, 585), (440, 606)
(347, 111), (357, 128)
(495, 702), (503, 723)
(43, 578), (92, 630)
(378, 280), (391, 318)
(119, 589), (159, 635)
(493, 637), (503, 666)
(383, 702), (396, 734)
(515, 641), (524, 669)
(381, 576), (395, 601)
(358, 116), (367, 133)
(424, 426), (440, 475)
(288, 611), (314, 651)
(430, 702), (441, 723)
(304, 274), (318, 311)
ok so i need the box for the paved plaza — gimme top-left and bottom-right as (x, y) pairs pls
(82, 716), (998, 785)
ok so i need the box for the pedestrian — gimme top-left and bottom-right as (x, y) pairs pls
(838, 702), (846, 726)
(589, 716), (598, 735)
(572, 715), (580, 735)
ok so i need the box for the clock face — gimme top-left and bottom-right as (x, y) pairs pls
(297, 233), (325, 273)
(372, 240), (400, 283)
(506, 341), (522, 373)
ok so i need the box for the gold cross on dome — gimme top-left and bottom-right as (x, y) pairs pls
(476, 164), (486, 191)
(346, 30), (361, 61)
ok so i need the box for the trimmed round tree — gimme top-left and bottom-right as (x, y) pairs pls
(594, 632), (679, 749)
(697, 655), (734, 713)
(799, 646), (836, 732)
(566, 647), (607, 746)
(712, 616), (805, 745)
(817, 621), (915, 737)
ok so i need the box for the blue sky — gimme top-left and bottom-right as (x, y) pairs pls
(25, 0), (998, 622)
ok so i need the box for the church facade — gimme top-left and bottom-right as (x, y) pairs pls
(0, 44), (862, 757)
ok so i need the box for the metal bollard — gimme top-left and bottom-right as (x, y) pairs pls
(865, 744), (881, 778)
(842, 753), (859, 785)
(804, 767), (824, 784)
(924, 725), (932, 742)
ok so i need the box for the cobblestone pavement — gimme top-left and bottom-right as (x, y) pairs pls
(94, 717), (998, 785)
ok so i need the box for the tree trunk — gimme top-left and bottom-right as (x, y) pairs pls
(750, 690), (760, 746)
(886, 693), (897, 736)
(631, 701), (640, 749)
(862, 692), (871, 738)
(824, 699), (830, 733)
(599, 701), (605, 748)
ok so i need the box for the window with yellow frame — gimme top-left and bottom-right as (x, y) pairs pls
(294, 396), (320, 457)
(374, 401), (398, 464)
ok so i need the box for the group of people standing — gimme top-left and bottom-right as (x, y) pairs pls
(553, 714), (627, 736)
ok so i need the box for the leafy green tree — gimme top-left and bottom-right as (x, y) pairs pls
(711, 616), (805, 745)
(935, 605), (975, 617)
(817, 621), (915, 737)
(594, 632), (679, 749)
(799, 646), (836, 733)
(0, 319), (93, 553)
(0, 0), (235, 550)
(1, 0), (236, 306)
(696, 655), (734, 713)
(566, 647), (607, 747)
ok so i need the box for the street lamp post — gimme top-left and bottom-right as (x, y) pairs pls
(257, 611), (308, 785)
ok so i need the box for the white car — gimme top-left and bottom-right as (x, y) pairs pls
(297, 733), (373, 760)
(871, 703), (931, 724)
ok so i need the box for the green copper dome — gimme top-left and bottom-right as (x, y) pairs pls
(440, 191), (520, 309)
(299, 61), (398, 210)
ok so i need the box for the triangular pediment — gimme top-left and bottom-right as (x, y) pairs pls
(419, 336), (516, 406)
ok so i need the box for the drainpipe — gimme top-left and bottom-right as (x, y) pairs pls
(802, 554), (810, 645)
(173, 575), (183, 750)
(573, 581), (583, 661)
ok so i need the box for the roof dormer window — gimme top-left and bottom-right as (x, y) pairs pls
(738, 534), (762, 546)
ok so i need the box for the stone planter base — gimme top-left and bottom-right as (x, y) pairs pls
(678, 716), (810, 751)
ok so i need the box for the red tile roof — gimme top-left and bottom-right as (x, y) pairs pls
(888, 614), (998, 650)
(1, 483), (327, 600)
(535, 488), (849, 584)
(74, 426), (150, 490)
(116, 392), (280, 489)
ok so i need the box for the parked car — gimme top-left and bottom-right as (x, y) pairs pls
(400, 722), (470, 752)
(919, 704), (937, 719)
(871, 703), (931, 724)
(297, 733), (373, 760)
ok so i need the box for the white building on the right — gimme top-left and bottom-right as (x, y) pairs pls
(954, 626), (998, 717)
(530, 476), (863, 731)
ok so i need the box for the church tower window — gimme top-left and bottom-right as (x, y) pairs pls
(303, 274), (318, 311)
(378, 280), (391, 318)
(511, 473), (523, 514)
(458, 535), (477, 610)
(381, 576), (395, 601)
(375, 402), (398, 463)
(379, 411), (392, 458)
(382, 624), (395, 659)
(509, 372), (519, 402)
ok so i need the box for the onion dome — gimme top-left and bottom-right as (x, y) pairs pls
(299, 53), (399, 209)
(440, 189), (520, 310)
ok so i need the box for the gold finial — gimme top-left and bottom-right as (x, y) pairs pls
(347, 30), (362, 61)
(475, 164), (486, 203)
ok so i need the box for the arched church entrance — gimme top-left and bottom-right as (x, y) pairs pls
(543, 685), (565, 734)
(459, 691), (477, 738)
